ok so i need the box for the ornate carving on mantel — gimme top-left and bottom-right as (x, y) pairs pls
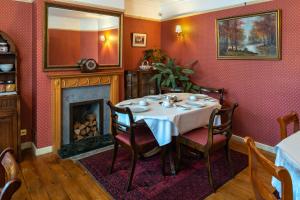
(48, 71), (122, 152)
(60, 76), (111, 88)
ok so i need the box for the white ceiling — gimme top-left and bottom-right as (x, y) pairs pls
(16, 0), (272, 20)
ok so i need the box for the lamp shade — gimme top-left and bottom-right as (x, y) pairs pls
(175, 25), (182, 34)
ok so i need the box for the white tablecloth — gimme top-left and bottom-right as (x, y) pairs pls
(272, 131), (300, 200)
(116, 93), (221, 146)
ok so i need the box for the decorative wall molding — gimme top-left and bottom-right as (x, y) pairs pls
(21, 142), (33, 150)
(21, 142), (53, 156)
(54, 0), (125, 11)
(15, 0), (272, 21)
(232, 135), (275, 154)
(160, 0), (273, 21)
(32, 143), (53, 156)
(15, 0), (35, 3)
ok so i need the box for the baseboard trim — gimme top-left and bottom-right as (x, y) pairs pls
(32, 144), (53, 156)
(21, 142), (33, 150)
(232, 135), (275, 154)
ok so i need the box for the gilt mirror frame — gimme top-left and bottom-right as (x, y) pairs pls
(44, 2), (123, 71)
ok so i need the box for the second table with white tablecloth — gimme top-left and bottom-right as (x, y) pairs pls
(116, 93), (222, 146)
(272, 131), (300, 200)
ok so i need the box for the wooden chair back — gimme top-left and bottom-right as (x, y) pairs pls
(244, 137), (293, 200)
(206, 103), (238, 148)
(198, 86), (225, 105)
(0, 148), (21, 200)
(277, 112), (299, 140)
(107, 101), (139, 147)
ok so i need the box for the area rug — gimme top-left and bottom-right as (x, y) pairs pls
(79, 147), (248, 200)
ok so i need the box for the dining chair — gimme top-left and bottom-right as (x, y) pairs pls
(244, 137), (293, 200)
(277, 111), (299, 140)
(0, 148), (21, 200)
(176, 103), (238, 191)
(107, 101), (158, 191)
(197, 86), (225, 105)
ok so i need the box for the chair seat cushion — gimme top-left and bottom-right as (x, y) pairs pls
(115, 126), (156, 147)
(181, 127), (227, 146)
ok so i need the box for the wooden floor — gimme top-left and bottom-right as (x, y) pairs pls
(12, 141), (274, 200)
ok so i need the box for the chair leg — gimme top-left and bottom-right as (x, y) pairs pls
(110, 142), (119, 174)
(205, 153), (215, 192)
(176, 142), (181, 171)
(127, 151), (137, 192)
(225, 143), (234, 177)
(160, 146), (166, 176)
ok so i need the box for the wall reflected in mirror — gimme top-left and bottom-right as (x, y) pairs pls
(45, 4), (122, 70)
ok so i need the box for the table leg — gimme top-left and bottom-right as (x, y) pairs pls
(161, 143), (176, 176)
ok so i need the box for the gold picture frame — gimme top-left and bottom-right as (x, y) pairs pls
(132, 33), (147, 47)
(216, 10), (281, 60)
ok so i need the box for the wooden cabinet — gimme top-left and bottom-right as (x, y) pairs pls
(125, 70), (158, 99)
(0, 32), (20, 160)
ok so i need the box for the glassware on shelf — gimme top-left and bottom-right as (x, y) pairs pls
(5, 80), (16, 92)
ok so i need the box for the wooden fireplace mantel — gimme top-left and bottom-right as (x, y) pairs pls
(49, 70), (122, 152)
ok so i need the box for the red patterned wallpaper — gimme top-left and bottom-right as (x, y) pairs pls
(0, 0), (33, 142)
(123, 17), (161, 70)
(161, 0), (300, 146)
(31, 1), (162, 148)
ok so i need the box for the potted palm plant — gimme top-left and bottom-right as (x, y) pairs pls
(151, 58), (199, 93)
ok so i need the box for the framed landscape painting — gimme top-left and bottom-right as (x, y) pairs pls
(216, 10), (281, 60)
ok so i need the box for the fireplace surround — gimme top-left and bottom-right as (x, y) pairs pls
(48, 70), (122, 156)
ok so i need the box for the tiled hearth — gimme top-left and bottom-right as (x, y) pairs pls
(48, 71), (121, 157)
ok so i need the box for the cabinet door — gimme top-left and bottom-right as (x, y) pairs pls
(138, 71), (157, 97)
(125, 71), (138, 99)
(0, 112), (18, 155)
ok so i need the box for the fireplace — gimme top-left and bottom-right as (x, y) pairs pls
(49, 72), (121, 157)
(70, 99), (103, 142)
(58, 84), (114, 158)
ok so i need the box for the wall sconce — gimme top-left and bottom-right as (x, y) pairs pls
(175, 25), (183, 38)
(100, 35), (106, 42)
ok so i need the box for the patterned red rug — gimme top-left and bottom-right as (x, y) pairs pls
(79, 147), (248, 200)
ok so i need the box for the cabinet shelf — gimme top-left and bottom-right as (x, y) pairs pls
(0, 71), (15, 74)
(0, 31), (20, 160)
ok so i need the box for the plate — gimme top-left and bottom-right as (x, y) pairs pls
(195, 94), (208, 99)
(186, 101), (207, 108)
(146, 95), (162, 101)
(130, 106), (150, 113)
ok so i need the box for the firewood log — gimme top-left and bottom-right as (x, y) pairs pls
(74, 122), (81, 129)
(77, 135), (84, 140)
(79, 124), (86, 130)
(92, 120), (97, 126)
(86, 127), (91, 133)
(74, 129), (80, 135)
(80, 129), (87, 136)
(84, 121), (90, 126)
(91, 126), (97, 132)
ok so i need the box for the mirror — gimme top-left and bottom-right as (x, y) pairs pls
(44, 3), (122, 70)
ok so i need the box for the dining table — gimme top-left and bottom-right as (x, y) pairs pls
(116, 93), (222, 174)
(272, 131), (300, 200)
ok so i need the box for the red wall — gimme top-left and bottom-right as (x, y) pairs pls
(49, 29), (81, 65)
(161, 0), (300, 146)
(98, 29), (119, 65)
(32, 1), (162, 148)
(80, 31), (99, 62)
(123, 17), (161, 70)
(0, 0), (33, 142)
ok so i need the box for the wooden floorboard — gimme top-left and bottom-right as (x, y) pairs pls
(12, 140), (274, 200)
